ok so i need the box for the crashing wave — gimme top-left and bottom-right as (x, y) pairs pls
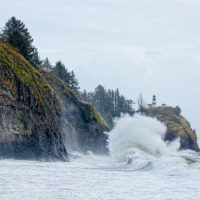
(107, 114), (200, 172)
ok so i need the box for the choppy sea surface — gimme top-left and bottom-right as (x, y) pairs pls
(0, 154), (200, 200)
(1, 114), (200, 200)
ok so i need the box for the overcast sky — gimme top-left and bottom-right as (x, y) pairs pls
(1, 0), (200, 142)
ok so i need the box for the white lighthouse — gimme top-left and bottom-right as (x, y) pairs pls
(152, 95), (156, 107)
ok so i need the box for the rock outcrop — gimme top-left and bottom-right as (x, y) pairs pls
(40, 70), (109, 154)
(0, 39), (109, 159)
(0, 39), (68, 160)
(145, 106), (199, 151)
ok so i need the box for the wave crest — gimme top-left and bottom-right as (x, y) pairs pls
(107, 114), (200, 172)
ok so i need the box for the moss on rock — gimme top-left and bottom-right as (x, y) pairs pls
(40, 70), (109, 153)
(145, 106), (199, 151)
(0, 38), (61, 114)
(89, 105), (102, 124)
(0, 39), (67, 160)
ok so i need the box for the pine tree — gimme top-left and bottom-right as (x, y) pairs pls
(0, 16), (41, 66)
(80, 86), (135, 128)
(93, 85), (106, 113)
(41, 57), (52, 72)
(53, 61), (70, 85)
(81, 90), (88, 102)
(175, 106), (182, 115)
(114, 89), (120, 117)
(69, 70), (80, 95)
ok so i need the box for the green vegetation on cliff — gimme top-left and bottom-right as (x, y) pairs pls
(145, 106), (199, 151)
(0, 17), (41, 67)
(40, 69), (109, 153)
(0, 38), (61, 114)
(81, 85), (135, 128)
(0, 39), (67, 159)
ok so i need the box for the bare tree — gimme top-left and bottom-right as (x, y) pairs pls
(137, 92), (146, 113)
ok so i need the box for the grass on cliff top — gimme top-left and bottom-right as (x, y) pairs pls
(0, 38), (61, 114)
(145, 106), (197, 139)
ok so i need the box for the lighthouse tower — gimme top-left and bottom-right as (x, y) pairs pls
(152, 95), (156, 107)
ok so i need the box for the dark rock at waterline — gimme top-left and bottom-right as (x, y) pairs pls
(0, 39), (67, 160)
(145, 106), (199, 152)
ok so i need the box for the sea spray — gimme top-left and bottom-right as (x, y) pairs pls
(106, 114), (200, 171)
(107, 114), (168, 159)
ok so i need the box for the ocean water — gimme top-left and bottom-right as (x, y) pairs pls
(0, 154), (200, 200)
(0, 114), (200, 200)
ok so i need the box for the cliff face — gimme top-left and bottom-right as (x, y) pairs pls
(145, 106), (199, 151)
(40, 70), (109, 154)
(0, 39), (67, 159)
(0, 39), (109, 159)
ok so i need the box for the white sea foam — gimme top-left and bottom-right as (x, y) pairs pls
(107, 114), (200, 172)
(0, 114), (200, 200)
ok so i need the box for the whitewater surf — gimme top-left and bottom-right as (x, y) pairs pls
(106, 114), (200, 172)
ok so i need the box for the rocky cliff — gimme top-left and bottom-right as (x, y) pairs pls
(0, 39), (109, 160)
(145, 106), (199, 151)
(40, 70), (109, 153)
(0, 39), (68, 160)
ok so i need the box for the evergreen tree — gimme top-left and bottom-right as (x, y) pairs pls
(81, 90), (88, 102)
(114, 89), (121, 117)
(87, 92), (95, 105)
(0, 16), (41, 66)
(81, 86), (135, 128)
(175, 106), (182, 115)
(53, 61), (70, 85)
(41, 57), (52, 72)
(93, 85), (106, 112)
(52, 62), (80, 95)
(69, 70), (80, 95)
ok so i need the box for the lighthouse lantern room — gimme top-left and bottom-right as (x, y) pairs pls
(152, 95), (156, 107)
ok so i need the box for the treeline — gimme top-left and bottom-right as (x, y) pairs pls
(41, 58), (80, 95)
(81, 85), (135, 127)
(0, 16), (135, 128)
